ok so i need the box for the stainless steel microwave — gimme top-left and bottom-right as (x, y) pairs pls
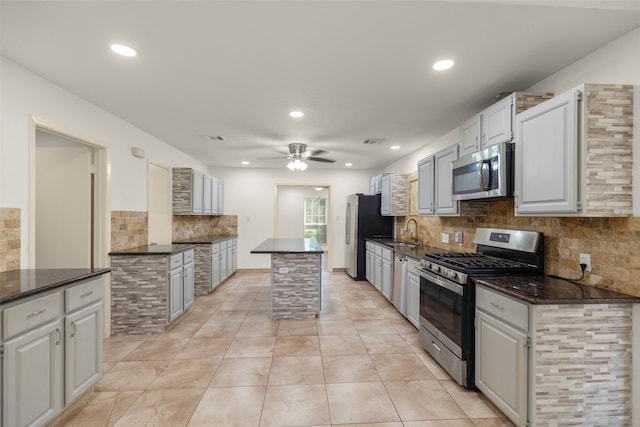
(451, 142), (514, 200)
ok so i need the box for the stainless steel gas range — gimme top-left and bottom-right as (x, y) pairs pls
(418, 228), (544, 389)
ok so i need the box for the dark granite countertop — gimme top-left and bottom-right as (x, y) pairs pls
(0, 268), (111, 305)
(173, 234), (238, 244)
(475, 275), (640, 305)
(109, 243), (196, 256)
(251, 238), (323, 254)
(366, 238), (441, 260)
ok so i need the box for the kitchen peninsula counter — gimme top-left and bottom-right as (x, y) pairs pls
(251, 238), (323, 319)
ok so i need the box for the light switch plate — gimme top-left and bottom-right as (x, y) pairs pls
(441, 233), (449, 244)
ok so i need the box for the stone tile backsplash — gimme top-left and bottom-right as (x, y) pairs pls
(397, 198), (640, 297)
(172, 215), (238, 240)
(0, 207), (20, 272)
(111, 211), (148, 251)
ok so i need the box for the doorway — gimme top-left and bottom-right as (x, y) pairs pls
(147, 161), (172, 245)
(275, 184), (332, 271)
(29, 118), (110, 272)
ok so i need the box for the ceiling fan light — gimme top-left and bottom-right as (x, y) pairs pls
(299, 161), (308, 171)
(287, 161), (296, 170)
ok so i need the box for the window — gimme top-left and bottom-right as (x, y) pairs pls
(304, 198), (327, 244)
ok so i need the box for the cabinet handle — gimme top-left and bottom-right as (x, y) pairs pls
(27, 307), (46, 318)
(431, 341), (442, 353)
(490, 302), (505, 311)
(70, 322), (76, 338)
(80, 290), (94, 298)
(55, 328), (61, 345)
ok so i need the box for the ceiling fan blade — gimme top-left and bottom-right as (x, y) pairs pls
(303, 149), (327, 157)
(306, 156), (336, 163)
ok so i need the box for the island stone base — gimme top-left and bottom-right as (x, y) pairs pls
(271, 253), (321, 319)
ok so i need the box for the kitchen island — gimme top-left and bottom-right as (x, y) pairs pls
(251, 238), (323, 319)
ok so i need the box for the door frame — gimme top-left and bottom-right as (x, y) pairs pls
(28, 116), (112, 333)
(274, 184), (332, 272)
(147, 160), (173, 245)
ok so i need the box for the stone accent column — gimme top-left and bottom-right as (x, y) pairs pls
(192, 244), (212, 296)
(270, 253), (321, 319)
(110, 255), (168, 335)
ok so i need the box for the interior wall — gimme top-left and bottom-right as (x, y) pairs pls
(213, 167), (376, 269)
(276, 186), (329, 239)
(35, 131), (92, 268)
(0, 57), (211, 266)
(147, 162), (172, 245)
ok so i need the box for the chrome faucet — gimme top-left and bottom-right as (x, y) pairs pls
(404, 218), (419, 243)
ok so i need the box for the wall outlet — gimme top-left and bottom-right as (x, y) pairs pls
(579, 253), (591, 272)
(442, 233), (449, 244)
(279, 267), (289, 274)
(454, 232), (463, 245)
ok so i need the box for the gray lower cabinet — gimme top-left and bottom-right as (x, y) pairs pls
(211, 243), (221, 290)
(380, 246), (393, 301)
(366, 242), (393, 300)
(365, 242), (374, 283)
(220, 241), (228, 282)
(168, 250), (195, 322)
(2, 276), (104, 427)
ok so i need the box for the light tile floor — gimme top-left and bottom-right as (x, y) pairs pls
(52, 270), (515, 427)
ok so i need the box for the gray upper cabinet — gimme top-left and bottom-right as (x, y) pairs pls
(460, 92), (555, 157)
(417, 156), (435, 215)
(514, 84), (633, 217)
(417, 144), (459, 216)
(380, 174), (407, 216)
(434, 144), (459, 216)
(173, 168), (224, 215)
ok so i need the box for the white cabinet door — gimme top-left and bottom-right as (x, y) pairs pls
(434, 145), (459, 215)
(231, 239), (238, 273)
(211, 176), (219, 214)
(482, 95), (513, 148)
(211, 253), (221, 290)
(168, 268), (184, 322)
(380, 175), (391, 215)
(183, 262), (195, 309)
(65, 302), (102, 404)
(514, 90), (578, 215)
(406, 270), (420, 328)
(365, 248), (374, 284)
(203, 175), (212, 214)
(191, 170), (204, 214)
(417, 156), (434, 216)
(459, 115), (481, 156)
(381, 254), (392, 301)
(3, 319), (64, 427)
(373, 250), (382, 292)
(217, 180), (225, 215)
(475, 310), (528, 427)
(220, 248), (228, 282)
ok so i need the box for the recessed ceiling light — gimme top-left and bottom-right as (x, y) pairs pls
(110, 44), (136, 57)
(433, 59), (454, 71)
(241, 161), (250, 165)
(315, 187), (324, 191)
(289, 111), (304, 118)
(345, 163), (353, 167)
(390, 145), (400, 150)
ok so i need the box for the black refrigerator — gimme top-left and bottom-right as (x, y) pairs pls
(345, 193), (394, 280)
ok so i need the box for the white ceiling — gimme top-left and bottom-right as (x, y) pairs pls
(2, 1), (640, 170)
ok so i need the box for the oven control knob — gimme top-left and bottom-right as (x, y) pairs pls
(422, 261), (431, 270)
(432, 265), (440, 273)
(448, 271), (458, 281)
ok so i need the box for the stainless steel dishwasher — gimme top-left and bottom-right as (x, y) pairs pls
(392, 253), (408, 316)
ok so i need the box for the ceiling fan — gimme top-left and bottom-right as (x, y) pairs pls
(264, 143), (336, 170)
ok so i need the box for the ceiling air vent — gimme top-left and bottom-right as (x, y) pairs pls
(362, 138), (386, 145)
(199, 134), (225, 141)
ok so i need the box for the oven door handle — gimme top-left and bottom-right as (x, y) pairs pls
(418, 268), (464, 295)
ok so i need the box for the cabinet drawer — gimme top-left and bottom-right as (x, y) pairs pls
(211, 242), (220, 254)
(66, 278), (103, 313)
(183, 249), (195, 264)
(220, 240), (228, 250)
(3, 291), (63, 339)
(170, 254), (183, 270)
(365, 241), (374, 251)
(382, 248), (393, 261)
(476, 286), (528, 331)
(374, 244), (383, 256)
